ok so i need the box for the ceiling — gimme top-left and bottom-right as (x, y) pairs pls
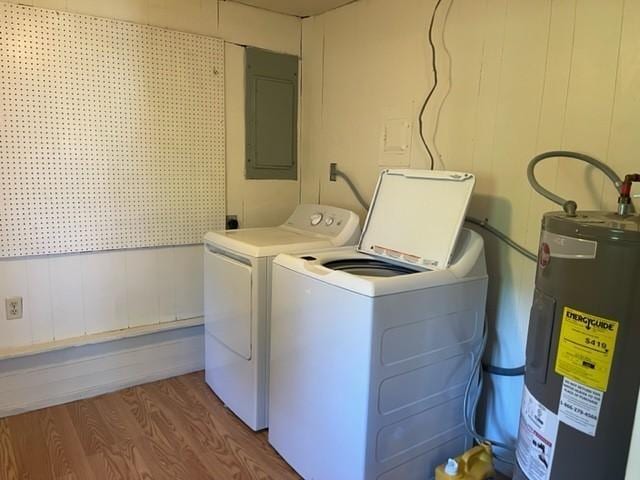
(229, 0), (357, 17)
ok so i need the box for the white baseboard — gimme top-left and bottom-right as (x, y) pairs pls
(0, 325), (204, 418)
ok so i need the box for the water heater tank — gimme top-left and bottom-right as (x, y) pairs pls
(514, 211), (640, 480)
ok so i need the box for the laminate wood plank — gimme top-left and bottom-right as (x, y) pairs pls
(45, 405), (94, 480)
(162, 375), (287, 479)
(7, 410), (59, 479)
(39, 408), (76, 479)
(89, 396), (157, 480)
(176, 373), (299, 480)
(0, 419), (19, 480)
(144, 380), (246, 479)
(66, 400), (117, 457)
(92, 395), (135, 444)
(102, 392), (193, 480)
(118, 386), (217, 480)
(87, 441), (154, 480)
(92, 394), (175, 480)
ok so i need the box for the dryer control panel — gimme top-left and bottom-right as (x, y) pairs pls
(284, 204), (361, 246)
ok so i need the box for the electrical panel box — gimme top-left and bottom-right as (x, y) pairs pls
(245, 47), (299, 180)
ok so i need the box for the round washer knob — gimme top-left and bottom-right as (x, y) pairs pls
(324, 216), (334, 226)
(310, 213), (323, 226)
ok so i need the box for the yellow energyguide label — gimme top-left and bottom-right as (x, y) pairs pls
(555, 306), (618, 392)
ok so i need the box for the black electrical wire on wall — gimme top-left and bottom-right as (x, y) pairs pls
(417, 0), (444, 170)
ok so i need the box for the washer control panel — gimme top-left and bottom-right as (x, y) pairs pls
(284, 204), (361, 243)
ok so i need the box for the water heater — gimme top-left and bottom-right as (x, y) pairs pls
(514, 210), (640, 480)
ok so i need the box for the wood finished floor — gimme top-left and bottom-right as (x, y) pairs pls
(0, 371), (300, 480)
(0, 371), (512, 480)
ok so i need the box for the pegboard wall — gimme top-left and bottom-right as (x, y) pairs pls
(0, 3), (226, 257)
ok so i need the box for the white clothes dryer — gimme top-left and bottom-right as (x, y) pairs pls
(203, 204), (360, 431)
(268, 170), (488, 480)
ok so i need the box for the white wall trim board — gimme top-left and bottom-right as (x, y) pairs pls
(0, 325), (204, 418)
(0, 316), (203, 361)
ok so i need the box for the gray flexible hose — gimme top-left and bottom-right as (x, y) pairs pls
(465, 217), (537, 262)
(333, 169), (371, 212)
(527, 150), (624, 214)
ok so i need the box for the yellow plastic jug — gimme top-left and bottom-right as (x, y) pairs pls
(435, 442), (495, 480)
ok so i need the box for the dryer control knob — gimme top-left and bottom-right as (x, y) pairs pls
(324, 216), (334, 226)
(310, 213), (323, 226)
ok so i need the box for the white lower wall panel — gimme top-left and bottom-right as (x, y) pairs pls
(49, 255), (85, 340)
(0, 325), (204, 418)
(0, 245), (204, 349)
(174, 247), (205, 321)
(82, 252), (128, 335)
(25, 258), (54, 344)
(125, 248), (163, 328)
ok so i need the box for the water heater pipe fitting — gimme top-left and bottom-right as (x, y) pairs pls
(618, 173), (640, 215)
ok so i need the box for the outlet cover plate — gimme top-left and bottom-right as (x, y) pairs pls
(5, 297), (23, 320)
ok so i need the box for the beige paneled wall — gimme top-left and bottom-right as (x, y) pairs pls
(0, 0), (301, 350)
(300, 0), (639, 454)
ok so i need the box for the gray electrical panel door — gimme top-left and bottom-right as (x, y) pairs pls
(245, 47), (298, 180)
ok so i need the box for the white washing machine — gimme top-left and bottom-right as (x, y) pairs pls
(203, 204), (360, 431)
(268, 170), (488, 480)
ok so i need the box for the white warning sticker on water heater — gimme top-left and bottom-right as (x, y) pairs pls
(558, 377), (603, 436)
(516, 386), (558, 480)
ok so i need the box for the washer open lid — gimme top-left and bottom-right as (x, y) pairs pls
(357, 169), (475, 270)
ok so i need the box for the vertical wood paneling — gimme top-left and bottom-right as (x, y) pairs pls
(605, 0), (640, 212)
(50, 255), (86, 340)
(82, 252), (128, 335)
(489, 0), (550, 236)
(125, 249), (162, 328)
(25, 258), (54, 344)
(174, 246), (204, 321)
(321, 1), (375, 214)
(468, 0), (508, 207)
(300, 16), (326, 205)
(559, 0), (625, 210)
(436, 0), (486, 173)
(155, 248), (178, 324)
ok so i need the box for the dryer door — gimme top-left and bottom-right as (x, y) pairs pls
(204, 245), (252, 360)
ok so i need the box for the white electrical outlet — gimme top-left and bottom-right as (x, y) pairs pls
(5, 297), (23, 320)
